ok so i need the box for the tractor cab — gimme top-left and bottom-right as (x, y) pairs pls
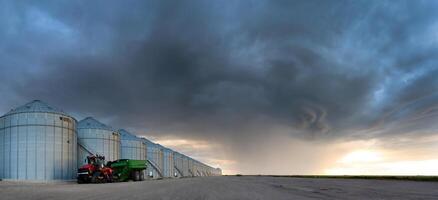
(87, 155), (106, 169)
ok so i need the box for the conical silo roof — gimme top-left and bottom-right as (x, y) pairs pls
(4, 100), (68, 116)
(78, 117), (115, 131)
(163, 147), (173, 152)
(119, 129), (142, 141)
(140, 137), (156, 145)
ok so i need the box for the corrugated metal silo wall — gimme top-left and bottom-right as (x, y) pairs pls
(162, 149), (174, 178)
(196, 161), (202, 176)
(200, 163), (206, 176)
(162, 149), (168, 177)
(193, 161), (199, 176)
(120, 138), (146, 160)
(188, 158), (194, 177)
(182, 156), (189, 177)
(173, 152), (183, 177)
(146, 144), (155, 178)
(145, 144), (162, 179)
(153, 145), (161, 178)
(77, 128), (120, 167)
(0, 112), (77, 180)
(157, 147), (164, 177)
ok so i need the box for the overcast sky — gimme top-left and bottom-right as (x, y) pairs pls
(1, 0), (438, 175)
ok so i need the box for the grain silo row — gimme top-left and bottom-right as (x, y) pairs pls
(0, 100), (221, 181)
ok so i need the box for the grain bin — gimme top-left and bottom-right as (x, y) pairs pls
(188, 157), (195, 177)
(77, 117), (120, 167)
(173, 151), (184, 177)
(194, 160), (202, 177)
(182, 155), (190, 177)
(0, 100), (77, 180)
(118, 129), (146, 160)
(213, 168), (222, 176)
(162, 147), (174, 178)
(198, 162), (206, 176)
(142, 138), (163, 178)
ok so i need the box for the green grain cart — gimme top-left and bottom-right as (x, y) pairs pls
(107, 159), (147, 181)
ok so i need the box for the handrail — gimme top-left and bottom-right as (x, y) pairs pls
(146, 159), (163, 178)
(174, 165), (184, 177)
(188, 169), (194, 177)
(77, 143), (95, 155)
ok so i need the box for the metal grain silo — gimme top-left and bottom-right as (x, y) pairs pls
(162, 147), (174, 178)
(213, 168), (222, 176)
(142, 138), (163, 179)
(181, 155), (191, 177)
(188, 158), (195, 177)
(0, 100), (77, 181)
(77, 117), (120, 167)
(119, 129), (146, 160)
(173, 151), (184, 177)
(194, 160), (202, 177)
(199, 163), (206, 176)
(193, 160), (199, 176)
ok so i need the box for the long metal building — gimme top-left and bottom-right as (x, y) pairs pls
(77, 117), (120, 168)
(0, 100), (77, 180)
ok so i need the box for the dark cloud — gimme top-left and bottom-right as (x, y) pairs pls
(1, 0), (438, 172)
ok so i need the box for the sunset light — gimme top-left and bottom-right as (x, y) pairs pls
(340, 150), (383, 164)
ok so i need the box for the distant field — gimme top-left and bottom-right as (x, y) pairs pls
(234, 175), (438, 182)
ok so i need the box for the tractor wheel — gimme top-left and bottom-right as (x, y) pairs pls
(107, 174), (113, 183)
(91, 172), (100, 183)
(133, 171), (140, 181)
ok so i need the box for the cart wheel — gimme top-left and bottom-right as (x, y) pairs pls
(132, 171), (140, 181)
(140, 171), (145, 181)
(107, 174), (113, 183)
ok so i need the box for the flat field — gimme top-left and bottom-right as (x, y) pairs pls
(0, 176), (437, 200)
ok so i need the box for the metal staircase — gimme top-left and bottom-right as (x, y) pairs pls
(147, 159), (163, 178)
(174, 165), (184, 177)
(188, 169), (194, 177)
(78, 143), (95, 155)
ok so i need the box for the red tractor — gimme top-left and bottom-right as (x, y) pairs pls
(77, 155), (114, 183)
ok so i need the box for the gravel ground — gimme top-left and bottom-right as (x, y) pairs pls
(0, 176), (437, 200)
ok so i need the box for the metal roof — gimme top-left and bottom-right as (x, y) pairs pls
(140, 137), (157, 145)
(4, 100), (68, 116)
(119, 129), (142, 141)
(163, 147), (173, 152)
(78, 117), (115, 131)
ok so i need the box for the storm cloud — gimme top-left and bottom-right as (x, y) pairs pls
(1, 0), (438, 174)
